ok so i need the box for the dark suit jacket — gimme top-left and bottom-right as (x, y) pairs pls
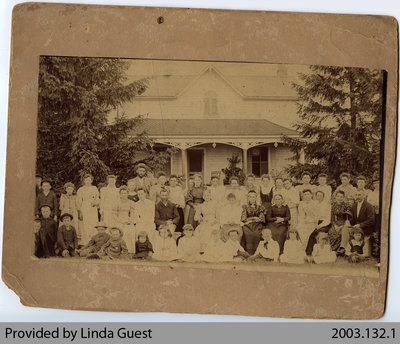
(350, 200), (375, 235)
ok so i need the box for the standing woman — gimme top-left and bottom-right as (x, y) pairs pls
(112, 185), (136, 253)
(99, 174), (119, 227)
(266, 193), (290, 254)
(259, 174), (273, 211)
(241, 190), (266, 255)
(76, 174), (100, 245)
(185, 174), (205, 229)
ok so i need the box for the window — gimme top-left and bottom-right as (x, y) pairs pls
(204, 91), (218, 116)
(250, 147), (268, 177)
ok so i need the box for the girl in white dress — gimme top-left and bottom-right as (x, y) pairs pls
(152, 224), (178, 261)
(76, 174), (100, 245)
(280, 228), (305, 264)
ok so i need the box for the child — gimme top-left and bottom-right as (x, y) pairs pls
(221, 229), (249, 261)
(346, 228), (368, 263)
(57, 213), (78, 257)
(78, 222), (110, 257)
(177, 224), (202, 262)
(59, 182), (79, 239)
(33, 218), (44, 258)
(132, 231), (154, 259)
(280, 228), (305, 264)
(38, 205), (58, 257)
(152, 224), (178, 261)
(36, 180), (58, 220)
(201, 230), (226, 262)
(312, 231), (337, 264)
(98, 227), (128, 260)
(248, 228), (280, 262)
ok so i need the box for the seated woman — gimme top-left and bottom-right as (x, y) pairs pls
(185, 173), (205, 229)
(241, 190), (266, 255)
(219, 193), (243, 242)
(305, 190), (331, 258)
(266, 193), (290, 254)
(194, 188), (219, 251)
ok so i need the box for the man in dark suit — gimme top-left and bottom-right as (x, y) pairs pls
(350, 190), (375, 236)
(337, 189), (375, 256)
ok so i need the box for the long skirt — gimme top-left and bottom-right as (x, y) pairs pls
(80, 204), (98, 246)
(297, 221), (317, 249)
(268, 222), (288, 254)
(121, 224), (136, 253)
(241, 222), (263, 255)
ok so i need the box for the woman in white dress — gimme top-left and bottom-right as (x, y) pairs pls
(112, 186), (136, 253)
(99, 174), (119, 227)
(76, 174), (100, 245)
(194, 188), (219, 251)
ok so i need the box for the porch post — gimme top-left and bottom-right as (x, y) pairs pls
(181, 147), (188, 188)
(242, 147), (248, 175)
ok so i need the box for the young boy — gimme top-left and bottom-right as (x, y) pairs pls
(38, 205), (58, 257)
(33, 218), (44, 258)
(248, 228), (280, 262)
(221, 229), (249, 261)
(98, 227), (128, 260)
(57, 213), (78, 257)
(36, 180), (58, 220)
(78, 222), (110, 257)
(132, 231), (154, 259)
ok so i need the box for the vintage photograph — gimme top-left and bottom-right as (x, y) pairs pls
(34, 56), (385, 277)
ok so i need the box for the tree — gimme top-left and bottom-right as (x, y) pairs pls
(284, 66), (384, 182)
(37, 56), (173, 190)
(221, 154), (245, 185)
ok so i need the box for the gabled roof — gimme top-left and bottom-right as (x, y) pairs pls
(126, 64), (297, 100)
(138, 119), (298, 137)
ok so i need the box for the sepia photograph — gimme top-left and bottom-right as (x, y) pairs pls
(34, 56), (385, 278)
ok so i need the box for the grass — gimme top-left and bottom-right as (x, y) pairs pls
(40, 255), (380, 278)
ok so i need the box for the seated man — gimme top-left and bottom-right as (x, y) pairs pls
(155, 188), (180, 234)
(337, 189), (375, 256)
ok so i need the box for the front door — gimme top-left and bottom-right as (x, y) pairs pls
(187, 149), (204, 180)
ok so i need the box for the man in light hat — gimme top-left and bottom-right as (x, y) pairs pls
(78, 222), (110, 257)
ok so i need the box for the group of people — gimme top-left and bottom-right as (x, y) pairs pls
(33, 163), (380, 265)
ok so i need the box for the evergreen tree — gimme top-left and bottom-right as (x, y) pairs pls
(284, 66), (384, 182)
(37, 56), (173, 190)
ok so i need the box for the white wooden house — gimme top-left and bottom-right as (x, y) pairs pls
(117, 60), (305, 183)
